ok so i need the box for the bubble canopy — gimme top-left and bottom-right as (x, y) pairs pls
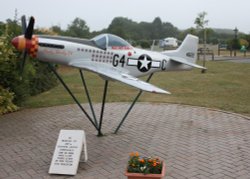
(91, 34), (132, 50)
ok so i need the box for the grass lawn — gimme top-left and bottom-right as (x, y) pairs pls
(21, 60), (250, 116)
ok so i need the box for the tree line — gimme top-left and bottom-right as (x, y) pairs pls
(39, 16), (250, 47)
(1, 15), (249, 47)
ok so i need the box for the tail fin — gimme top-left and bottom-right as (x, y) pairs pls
(162, 34), (205, 69)
(163, 34), (198, 63)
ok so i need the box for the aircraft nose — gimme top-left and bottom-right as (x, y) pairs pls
(11, 35), (39, 58)
(11, 37), (19, 50)
(11, 36), (27, 51)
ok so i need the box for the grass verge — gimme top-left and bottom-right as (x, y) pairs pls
(21, 61), (250, 116)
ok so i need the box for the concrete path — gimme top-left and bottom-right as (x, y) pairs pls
(210, 56), (250, 63)
(1, 103), (250, 179)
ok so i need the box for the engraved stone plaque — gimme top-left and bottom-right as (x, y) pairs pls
(49, 130), (85, 175)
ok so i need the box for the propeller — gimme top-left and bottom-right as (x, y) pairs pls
(12, 16), (35, 75)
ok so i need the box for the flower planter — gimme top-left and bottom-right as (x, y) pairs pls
(125, 162), (166, 179)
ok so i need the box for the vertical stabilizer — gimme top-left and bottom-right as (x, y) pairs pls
(162, 34), (199, 64)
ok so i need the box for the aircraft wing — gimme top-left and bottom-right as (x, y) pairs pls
(69, 60), (170, 94)
(170, 57), (207, 69)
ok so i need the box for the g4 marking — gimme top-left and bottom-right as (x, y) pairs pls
(112, 54), (126, 67)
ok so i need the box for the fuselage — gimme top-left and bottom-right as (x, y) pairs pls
(36, 35), (172, 78)
(12, 33), (192, 78)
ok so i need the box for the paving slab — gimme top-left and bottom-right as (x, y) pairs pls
(1, 103), (250, 179)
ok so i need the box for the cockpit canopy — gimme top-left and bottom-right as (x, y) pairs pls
(91, 34), (132, 50)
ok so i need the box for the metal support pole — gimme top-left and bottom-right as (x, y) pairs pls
(97, 80), (109, 136)
(48, 64), (98, 131)
(79, 70), (98, 127)
(201, 28), (207, 73)
(114, 73), (154, 134)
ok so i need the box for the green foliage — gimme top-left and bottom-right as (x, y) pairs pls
(50, 25), (64, 35)
(139, 40), (151, 49)
(227, 39), (241, 50)
(107, 17), (138, 39)
(29, 61), (58, 95)
(178, 27), (197, 40)
(65, 17), (90, 38)
(0, 18), (58, 107)
(194, 11), (209, 29)
(232, 39), (241, 49)
(0, 34), (31, 103)
(13, 14), (243, 47)
(0, 22), (5, 36)
(195, 28), (217, 44)
(107, 17), (179, 43)
(239, 38), (249, 48)
(0, 85), (18, 115)
(243, 34), (250, 49)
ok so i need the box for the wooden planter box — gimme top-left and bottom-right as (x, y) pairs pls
(124, 162), (166, 179)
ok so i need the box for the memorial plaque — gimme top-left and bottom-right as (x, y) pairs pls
(49, 130), (85, 175)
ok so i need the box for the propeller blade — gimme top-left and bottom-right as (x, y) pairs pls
(21, 15), (27, 34)
(25, 16), (35, 39)
(20, 50), (28, 74)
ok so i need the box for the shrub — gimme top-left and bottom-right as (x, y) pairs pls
(0, 33), (57, 106)
(140, 40), (151, 49)
(29, 61), (58, 95)
(0, 34), (31, 103)
(0, 86), (18, 115)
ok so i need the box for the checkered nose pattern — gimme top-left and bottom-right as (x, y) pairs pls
(11, 35), (39, 58)
(29, 35), (39, 58)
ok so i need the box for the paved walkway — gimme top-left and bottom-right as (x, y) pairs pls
(1, 103), (250, 179)
(210, 56), (250, 63)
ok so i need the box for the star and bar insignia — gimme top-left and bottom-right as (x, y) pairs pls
(127, 54), (161, 72)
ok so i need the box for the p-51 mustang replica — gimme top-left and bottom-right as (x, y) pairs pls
(12, 16), (205, 135)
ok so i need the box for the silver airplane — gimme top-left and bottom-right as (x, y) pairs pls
(11, 16), (205, 95)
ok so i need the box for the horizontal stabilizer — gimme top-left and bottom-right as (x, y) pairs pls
(170, 57), (206, 69)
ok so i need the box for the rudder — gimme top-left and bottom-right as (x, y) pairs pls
(162, 34), (199, 64)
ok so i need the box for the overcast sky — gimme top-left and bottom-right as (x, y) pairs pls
(1, 0), (250, 33)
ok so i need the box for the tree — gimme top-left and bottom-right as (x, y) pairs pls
(66, 18), (90, 38)
(195, 11), (209, 29)
(0, 21), (5, 36)
(107, 17), (178, 45)
(107, 18), (127, 39)
(195, 11), (209, 73)
(107, 17), (138, 39)
(243, 34), (250, 49)
(50, 25), (64, 35)
(151, 17), (163, 39)
(162, 22), (178, 38)
(178, 27), (197, 40)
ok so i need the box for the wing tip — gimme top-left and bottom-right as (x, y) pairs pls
(152, 90), (171, 94)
